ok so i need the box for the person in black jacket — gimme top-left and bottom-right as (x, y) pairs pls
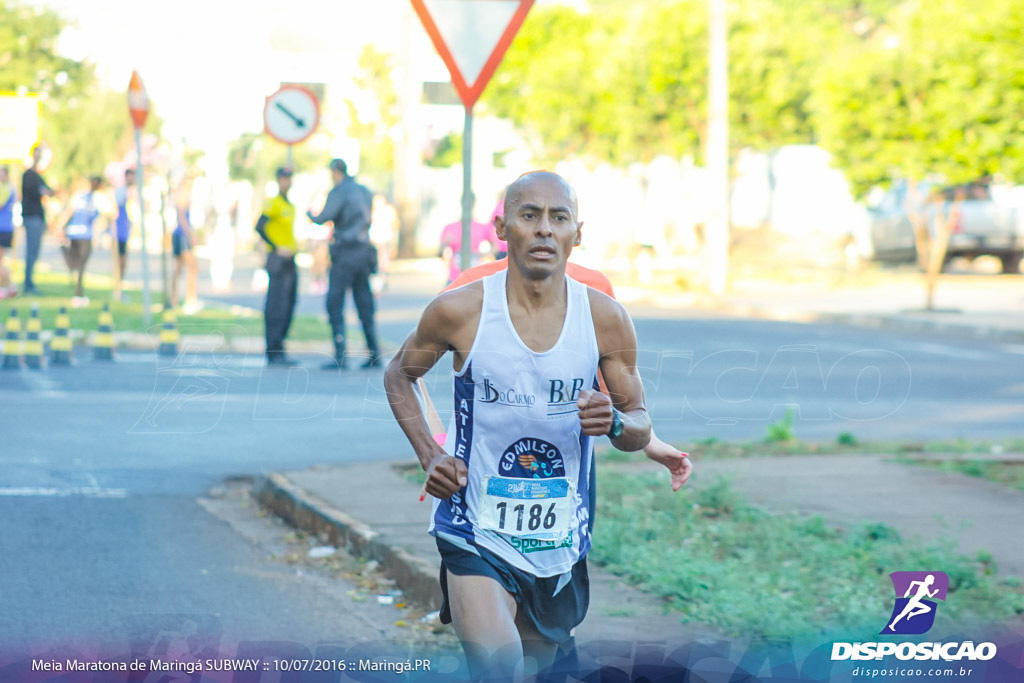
(20, 144), (53, 295)
(306, 159), (380, 370)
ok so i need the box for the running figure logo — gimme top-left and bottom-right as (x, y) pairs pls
(881, 571), (949, 635)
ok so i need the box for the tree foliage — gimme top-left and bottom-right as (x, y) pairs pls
(481, 0), (1021, 196)
(1, 1), (163, 188)
(344, 44), (401, 193)
(813, 0), (1024, 195)
(226, 131), (330, 185)
(0, 1), (88, 101)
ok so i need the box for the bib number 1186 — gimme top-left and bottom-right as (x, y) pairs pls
(479, 476), (572, 542)
(495, 501), (558, 533)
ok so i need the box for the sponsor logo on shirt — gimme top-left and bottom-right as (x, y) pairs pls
(511, 531), (573, 553)
(499, 437), (565, 478)
(548, 378), (587, 418)
(479, 378), (536, 407)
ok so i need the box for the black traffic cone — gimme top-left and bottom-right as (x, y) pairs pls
(23, 303), (44, 370)
(93, 303), (115, 361)
(159, 307), (180, 356)
(50, 306), (73, 366)
(2, 308), (21, 370)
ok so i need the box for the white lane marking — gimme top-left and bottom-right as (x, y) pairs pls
(0, 486), (127, 498)
(20, 372), (68, 398)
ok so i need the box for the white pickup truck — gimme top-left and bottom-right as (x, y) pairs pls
(867, 181), (1023, 274)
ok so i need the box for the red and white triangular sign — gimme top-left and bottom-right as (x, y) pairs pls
(411, 0), (534, 111)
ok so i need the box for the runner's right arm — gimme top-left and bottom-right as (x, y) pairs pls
(384, 288), (480, 499)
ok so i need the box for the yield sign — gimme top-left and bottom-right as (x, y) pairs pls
(411, 0), (534, 111)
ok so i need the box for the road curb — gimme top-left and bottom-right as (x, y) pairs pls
(814, 312), (1024, 344)
(694, 301), (1024, 344)
(252, 473), (443, 611)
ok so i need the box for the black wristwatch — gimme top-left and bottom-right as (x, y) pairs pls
(608, 408), (624, 439)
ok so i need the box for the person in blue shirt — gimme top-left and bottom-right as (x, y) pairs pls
(113, 168), (135, 299)
(171, 181), (199, 312)
(58, 176), (112, 307)
(0, 164), (18, 299)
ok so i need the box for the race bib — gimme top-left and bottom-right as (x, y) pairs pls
(478, 475), (574, 543)
(66, 223), (89, 237)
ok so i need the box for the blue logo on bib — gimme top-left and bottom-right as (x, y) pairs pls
(499, 438), (565, 478)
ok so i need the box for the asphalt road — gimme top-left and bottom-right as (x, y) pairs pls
(4, 249), (1024, 667)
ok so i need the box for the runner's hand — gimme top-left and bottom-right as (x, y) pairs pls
(425, 455), (468, 500)
(577, 388), (614, 436)
(644, 438), (692, 492)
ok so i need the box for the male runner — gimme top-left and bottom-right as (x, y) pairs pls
(445, 258), (692, 491)
(385, 171), (652, 679)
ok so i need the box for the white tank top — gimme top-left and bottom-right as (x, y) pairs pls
(431, 269), (601, 577)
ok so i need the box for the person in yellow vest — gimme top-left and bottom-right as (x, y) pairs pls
(254, 167), (299, 366)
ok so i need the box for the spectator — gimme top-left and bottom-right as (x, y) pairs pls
(20, 144), (53, 295)
(0, 165), (17, 299)
(306, 158), (380, 370)
(254, 167), (299, 366)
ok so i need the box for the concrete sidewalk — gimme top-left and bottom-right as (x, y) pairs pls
(254, 450), (1024, 649)
(254, 462), (723, 645)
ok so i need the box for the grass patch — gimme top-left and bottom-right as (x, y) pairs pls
(0, 270), (330, 343)
(590, 467), (1024, 640)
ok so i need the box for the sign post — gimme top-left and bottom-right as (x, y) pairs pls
(127, 70), (153, 324)
(410, 0), (534, 272)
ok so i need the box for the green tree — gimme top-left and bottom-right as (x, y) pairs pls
(481, 0), (922, 169)
(345, 44), (400, 193)
(42, 88), (163, 188)
(813, 0), (1024, 196)
(1, 1), (164, 188)
(0, 1), (88, 101)
(226, 131), (329, 185)
(424, 132), (462, 168)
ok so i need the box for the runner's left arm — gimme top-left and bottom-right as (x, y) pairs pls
(579, 291), (652, 452)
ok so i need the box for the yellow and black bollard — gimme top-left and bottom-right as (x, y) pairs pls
(159, 307), (180, 356)
(93, 303), (115, 361)
(50, 305), (73, 366)
(23, 304), (44, 370)
(2, 308), (21, 370)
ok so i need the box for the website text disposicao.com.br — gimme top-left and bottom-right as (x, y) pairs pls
(837, 640), (996, 679)
(851, 664), (980, 679)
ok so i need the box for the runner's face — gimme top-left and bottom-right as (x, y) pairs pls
(498, 175), (582, 279)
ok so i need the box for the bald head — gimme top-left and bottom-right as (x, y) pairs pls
(503, 171), (578, 221)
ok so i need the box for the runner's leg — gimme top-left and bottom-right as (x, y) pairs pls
(446, 572), (523, 680)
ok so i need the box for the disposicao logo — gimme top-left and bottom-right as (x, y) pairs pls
(881, 571), (949, 635)
(831, 570), (998, 663)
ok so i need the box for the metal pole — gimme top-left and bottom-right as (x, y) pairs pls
(134, 127), (152, 325)
(160, 172), (170, 307)
(706, 0), (730, 295)
(460, 107), (474, 273)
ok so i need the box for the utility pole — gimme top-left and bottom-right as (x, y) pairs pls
(394, 4), (422, 258)
(706, 0), (730, 295)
